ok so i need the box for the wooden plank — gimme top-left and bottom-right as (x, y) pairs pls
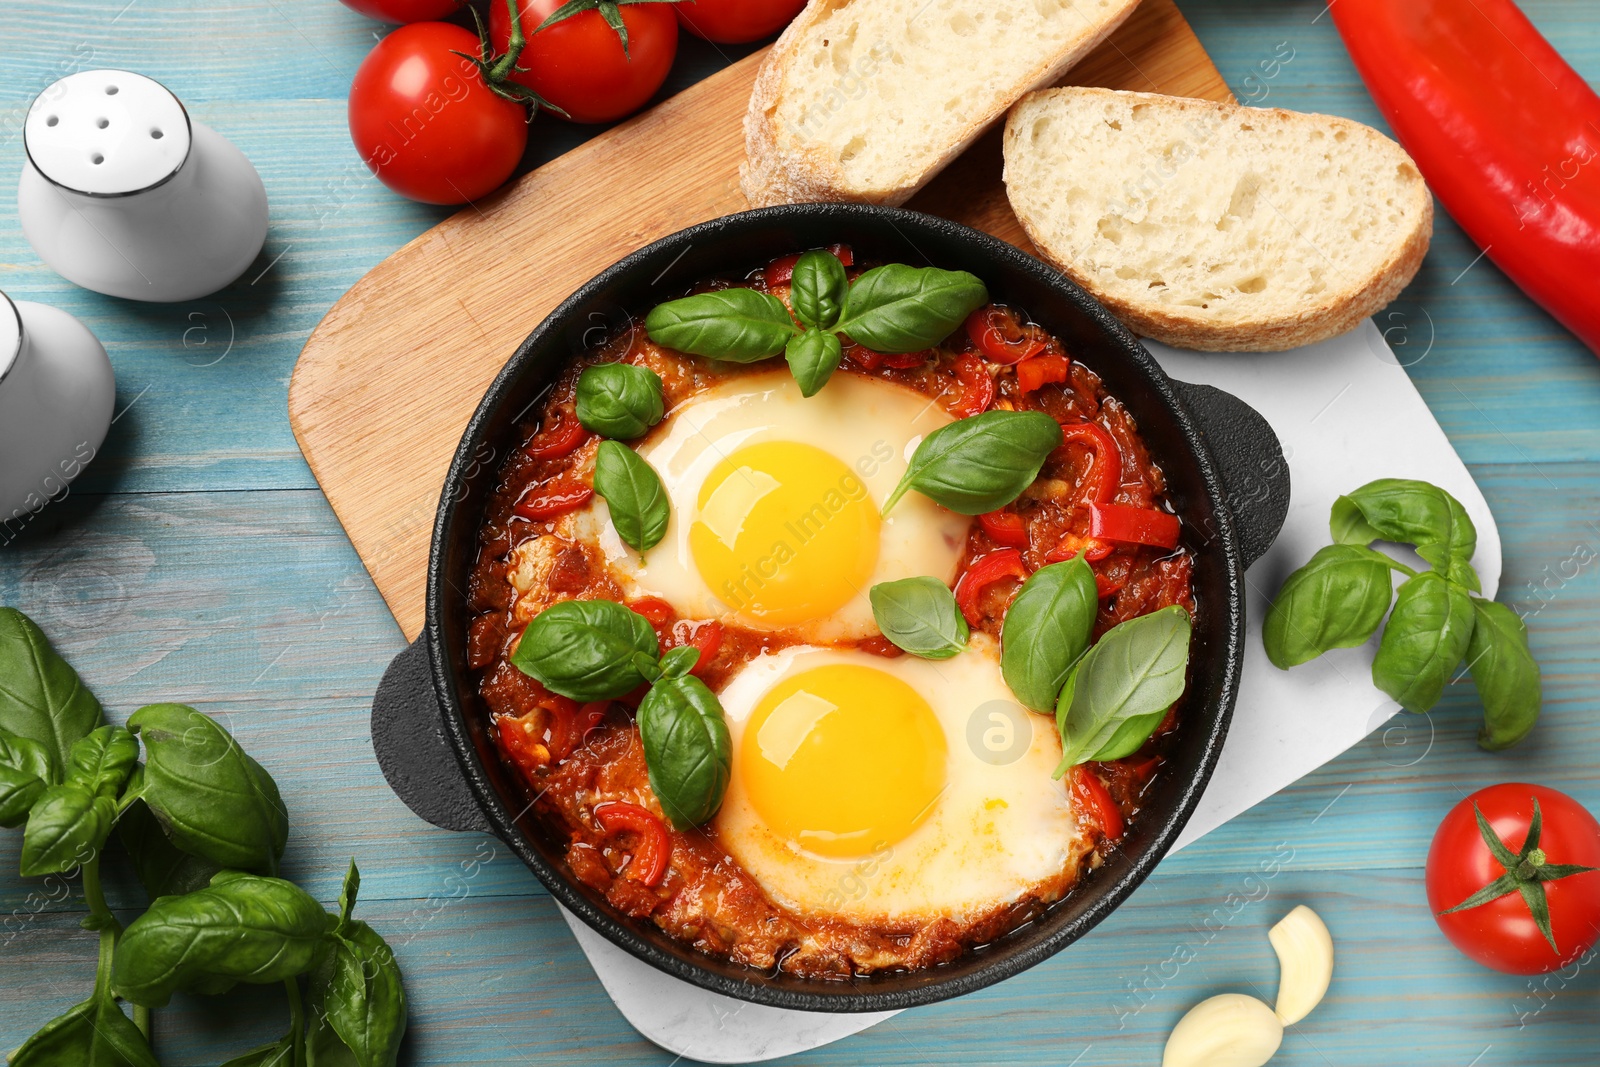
(287, 0), (1232, 642)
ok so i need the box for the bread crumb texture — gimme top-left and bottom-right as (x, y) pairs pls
(747, 0), (1137, 205)
(1003, 88), (1433, 350)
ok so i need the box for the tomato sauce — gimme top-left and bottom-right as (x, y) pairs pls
(464, 258), (1194, 978)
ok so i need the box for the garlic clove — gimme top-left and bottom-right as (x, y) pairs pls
(1269, 904), (1334, 1026)
(1162, 993), (1284, 1067)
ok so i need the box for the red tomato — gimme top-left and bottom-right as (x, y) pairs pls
(489, 0), (678, 124)
(673, 0), (806, 43)
(348, 23), (528, 205)
(1426, 783), (1600, 974)
(339, 0), (464, 23)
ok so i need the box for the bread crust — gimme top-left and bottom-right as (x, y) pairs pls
(741, 0), (1143, 208)
(1003, 88), (1435, 352)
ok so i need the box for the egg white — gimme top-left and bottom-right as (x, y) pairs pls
(576, 368), (971, 642)
(711, 639), (1088, 925)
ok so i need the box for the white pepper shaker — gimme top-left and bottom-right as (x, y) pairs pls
(0, 291), (115, 525)
(17, 70), (269, 303)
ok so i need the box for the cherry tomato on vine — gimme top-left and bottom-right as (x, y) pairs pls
(348, 22), (529, 205)
(338, 0), (465, 23)
(673, 0), (805, 44)
(1426, 783), (1600, 975)
(489, 0), (678, 124)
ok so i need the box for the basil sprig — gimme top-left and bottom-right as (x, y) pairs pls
(638, 649), (732, 829)
(881, 409), (1061, 516)
(1264, 477), (1541, 748)
(576, 363), (665, 440)
(1001, 557), (1098, 711)
(645, 252), (989, 397)
(0, 608), (408, 1067)
(593, 440), (670, 552)
(869, 576), (969, 660)
(513, 598), (732, 828)
(1054, 605), (1192, 775)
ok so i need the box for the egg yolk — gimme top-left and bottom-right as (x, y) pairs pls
(741, 664), (948, 858)
(691, 441), (881, 626)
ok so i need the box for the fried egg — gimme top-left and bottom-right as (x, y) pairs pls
(711, 639), (1086, 924)
(581, 368), (971, 642)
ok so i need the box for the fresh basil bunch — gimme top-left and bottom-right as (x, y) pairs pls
(513, 598), (732, 827)
(0, 607), (409, 1067)
(1264, 478), (1540, 749)
(881, 409), (1061, 516)
(869, 576), (969, 659)
(575, 363), (665, 440)
(1054, 605), (1193, 775)
(644, 251), (988, 398)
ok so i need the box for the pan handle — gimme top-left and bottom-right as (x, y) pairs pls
(1171, 380), (1291, 569)
(372, 637), (494, 835)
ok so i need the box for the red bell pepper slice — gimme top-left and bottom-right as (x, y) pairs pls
(964, 306), (1046, 365)
(497, 712), (550, 785)
(1016, 354), (1071, 394)
(525, 410), (589, 460)
(1044, 533), (1114, 566)
(1333, 0), (1600, 355)
(954, 548), (1029, 626)
(513, 483), (593, 521)
(669, 619), (725, 678)
(1090, 503), (1181, 550)
(1054, 422), (1122, 506)
(1072, 765), (1125, 843)
(977, 509), (1029, 549)
(592, 801), (671, 887)
(949, 352), (996, 418)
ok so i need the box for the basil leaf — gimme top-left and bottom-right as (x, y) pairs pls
(1091, 708), (1169, 763)
(1055, 605), (1191, 774)
(219, 1036), (294, 1067)
(111, 872), (330, 1008)
(117, 797), (223, 900)
(785, 328), (843, 398)
(575, 363), (665, 440)
(1001, 557), (1098, 711)
(307, 1019), (362, 1067)
(309, 866), (407, 1067)
(1331, 479), (1479, 590)
(836, 264), (988, 353)
(20, 781), (115, 876)
(512, 599), (661, 701)
(644, 287), (797, 362)
(790, 249), (848, 330)
(869, 577), (969, 660)
(127, 704), (288, 873)
(1262, 544), (1398, 669)
(1466, 598), (1540, 751)
(0, 727), (53, 828)
(1371, 572), (1475, 713)
(0, 608), (104, 782)
(659, 644), (700, 678)
(593, 440), (670, 552)
(66, 724), (138, 799)
(9, 992), (160, 1067)
(882, 410), (1062, 516)
(638, 674), (731, 830)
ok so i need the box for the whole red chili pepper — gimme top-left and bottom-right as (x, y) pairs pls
(1333, 0), (1600, 354)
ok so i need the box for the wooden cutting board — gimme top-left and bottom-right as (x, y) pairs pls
(288, 0), (1230, 641)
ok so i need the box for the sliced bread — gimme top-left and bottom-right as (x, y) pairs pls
(741, 0), (1142, 208)
(1002, 88), (1433, 351)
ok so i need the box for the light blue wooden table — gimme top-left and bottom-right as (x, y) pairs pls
(2, 2), (1597, 1063)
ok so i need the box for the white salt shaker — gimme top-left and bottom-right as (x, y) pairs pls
(17, 70), (269, 303)
(0, 292), (115, 525)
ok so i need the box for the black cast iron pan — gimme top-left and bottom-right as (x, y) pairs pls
(370, 204), (1290, 1012)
